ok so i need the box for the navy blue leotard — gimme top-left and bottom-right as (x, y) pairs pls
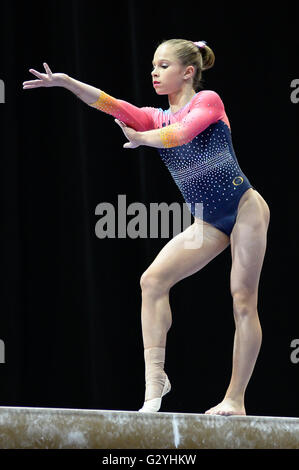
(158, 119), (252, 235)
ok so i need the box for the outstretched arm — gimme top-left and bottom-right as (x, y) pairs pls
(23, 63), (154, 132)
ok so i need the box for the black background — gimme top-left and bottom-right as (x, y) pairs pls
(0, 0), (298, 418)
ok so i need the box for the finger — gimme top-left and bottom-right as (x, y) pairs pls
(43, 62), (52, 76)
(23, 80), (43, 86)
(29, 69), (44, 79)
(23, 81), (43, 88)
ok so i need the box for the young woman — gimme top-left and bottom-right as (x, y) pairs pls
(23, 38), (270, 415)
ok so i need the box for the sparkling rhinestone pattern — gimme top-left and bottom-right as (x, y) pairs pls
(90, 91), (120, 115)
(159, 122), (184, 148)
(158, 120), (252, 233)
(89, 91), (153, 131)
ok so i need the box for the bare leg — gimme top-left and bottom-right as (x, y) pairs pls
(141, 289), (172, 350)
(139, 221), (229, 409)
(205, 189), (270, 415)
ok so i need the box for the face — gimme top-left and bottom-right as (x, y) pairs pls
(151, 44), (194, 95)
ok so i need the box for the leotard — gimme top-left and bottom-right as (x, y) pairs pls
(89, 90), (253, 236)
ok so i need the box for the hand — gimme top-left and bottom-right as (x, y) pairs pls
(114, 119), (142, 149)
(23, 63), (68, 89)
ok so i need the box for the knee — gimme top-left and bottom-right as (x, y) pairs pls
(140, 270), (169, 297)
(232, 289), (257, 320)
(262, 199), (271, 228)
(258, 196), (271, 230)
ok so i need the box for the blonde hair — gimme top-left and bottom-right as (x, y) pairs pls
(158, 38), (215, 91)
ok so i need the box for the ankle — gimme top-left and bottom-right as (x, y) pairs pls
(224, 393), (245, 404)
(144, 347), (165, 367)
(143, 347), (167, 402)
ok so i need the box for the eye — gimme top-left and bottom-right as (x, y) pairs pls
(152, 64), (169, 70)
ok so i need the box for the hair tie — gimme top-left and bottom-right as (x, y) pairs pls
(193, 40), (207, 49)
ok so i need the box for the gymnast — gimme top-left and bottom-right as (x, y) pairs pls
(23, 38), (270, 415)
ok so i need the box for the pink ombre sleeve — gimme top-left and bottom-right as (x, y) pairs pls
(89, 90), (156, 132)
(159, 91), (228, 148)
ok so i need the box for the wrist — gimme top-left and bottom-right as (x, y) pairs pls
(62, 74), (75, 90)
(137, 131), (147, 146)
(136, 129), (163, 148)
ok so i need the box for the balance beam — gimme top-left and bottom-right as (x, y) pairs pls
(0, 407), (298, 449)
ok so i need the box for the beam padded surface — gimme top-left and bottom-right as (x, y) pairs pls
(0, 407), (298, 449)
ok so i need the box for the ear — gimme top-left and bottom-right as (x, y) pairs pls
(184, 65), (195, 80)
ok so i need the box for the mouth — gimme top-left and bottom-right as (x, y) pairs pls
(153, 81), (161, 86)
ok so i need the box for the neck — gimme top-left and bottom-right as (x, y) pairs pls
(168, 87), (196, 113)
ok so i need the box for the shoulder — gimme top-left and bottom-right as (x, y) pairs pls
(194, 89), (224, 107)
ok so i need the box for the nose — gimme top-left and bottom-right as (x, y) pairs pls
(151, 67), (158, 78)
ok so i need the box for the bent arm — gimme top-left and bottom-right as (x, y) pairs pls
(140, 108), (218, 148)
(64, 76), (154, 132)
(139, 91), (226, 148)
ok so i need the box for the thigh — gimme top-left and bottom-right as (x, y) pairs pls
(230, 189), (270, 296)
(142, 220), (230, 291)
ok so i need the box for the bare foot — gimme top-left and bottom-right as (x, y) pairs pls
(205, 398), (246, 416)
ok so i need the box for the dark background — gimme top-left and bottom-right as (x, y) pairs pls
(0, 1), (298, 418)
